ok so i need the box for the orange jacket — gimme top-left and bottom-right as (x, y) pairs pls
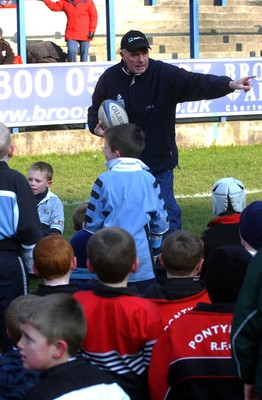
(43, 0), (98, 41)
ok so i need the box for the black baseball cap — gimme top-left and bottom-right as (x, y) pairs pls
(120, 30), (151, 52)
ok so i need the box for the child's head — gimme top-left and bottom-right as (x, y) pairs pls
(72, 203), (88, 231)
(87, 227), (137, 284)
(18, 293), (86, 370)
(239, 200), (262, 252)
(5, 295), (37, 344)
(103, 123), (145, 161)
(33, 235), (75, 280)
(204, 245), (250, 303)
(0, 122), (13, 160)
(28, 161), (53, 195)
(160, 230), (204, 277)
(211, 177), (246, 216)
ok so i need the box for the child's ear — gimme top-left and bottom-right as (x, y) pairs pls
(71, 257), (77, 271)
(73, 223), (78, 231)
(53, 339), (68, 359)
(47, 180), (52, 188)
(158, 253), (165, 267)
(195, 258), (204, 276)
(32, 264), (41, 276)
(157, 253), (168, 272)
(87, 259), (94, 273)
(131, 257), (139, 273)
(8, 144), (14, 158)
(6, 327), (12, 340)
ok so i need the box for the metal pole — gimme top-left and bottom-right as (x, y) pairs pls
(106, 0), (116, 61)
(16, 0), (27, 63)
(190, 0), (199, 59)
(145, 0), (157, 4)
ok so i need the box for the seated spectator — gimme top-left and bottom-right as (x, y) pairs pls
(26, 41), (67, 63)
(148, 245), (251, 400)
(0, 295), (40, 400)
(73, 227), (163, 400)
(28, 161), (64, 236)
(17, 293), (130, 399)
(31, 235), (79, 296)
(0, 27), (14, 64)
(239, 200), (262, 256)
(72, 203), (88, 232)
(69, 202), (97, 290)
(144, 230), (210, 330)
(201, 177), (246, 277)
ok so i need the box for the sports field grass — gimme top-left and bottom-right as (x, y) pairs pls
(10, 143), (262, 240)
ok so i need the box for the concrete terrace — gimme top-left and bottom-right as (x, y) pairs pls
(3, 0), (262, 61)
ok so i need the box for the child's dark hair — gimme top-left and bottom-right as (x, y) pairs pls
(104, 123), (145, 158)
(29, 161), (53, 181)
(161, 230), (204, 275)
(87, 227), (136, 283)
(72, 203), (88, 231)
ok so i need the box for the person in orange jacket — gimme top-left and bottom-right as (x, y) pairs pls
(42, 0), (98, 62)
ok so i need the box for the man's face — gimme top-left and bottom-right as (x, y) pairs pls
(18, 323), (56, 370)
(120, 48), (149, 75)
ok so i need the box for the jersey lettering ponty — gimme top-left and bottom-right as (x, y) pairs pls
(188, 323), (231, 350)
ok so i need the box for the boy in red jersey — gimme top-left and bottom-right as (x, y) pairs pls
(144, 230), (210, 330)
(148, 244), (251, 400)
(73, 227), (163, 400)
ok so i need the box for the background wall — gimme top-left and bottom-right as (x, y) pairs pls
(12, 119), (262, 156)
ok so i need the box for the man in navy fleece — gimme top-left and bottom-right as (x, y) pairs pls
(88, 29), (254, 232)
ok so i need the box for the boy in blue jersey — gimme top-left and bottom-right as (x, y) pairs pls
(83, 123), (169, 293)
(28, 161), (64, 236)
(0, 122), (43, 352)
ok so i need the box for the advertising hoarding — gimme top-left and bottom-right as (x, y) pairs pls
(0, 58), (261, 128)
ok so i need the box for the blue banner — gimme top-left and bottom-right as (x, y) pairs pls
(0, 58), (261, 128)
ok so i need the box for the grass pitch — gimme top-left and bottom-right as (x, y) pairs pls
(10, 143), (262, 239)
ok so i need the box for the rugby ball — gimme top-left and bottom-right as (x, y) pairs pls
(98, 99), (129, 130)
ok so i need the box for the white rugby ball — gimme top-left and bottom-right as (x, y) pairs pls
(98, 99), (129, 130)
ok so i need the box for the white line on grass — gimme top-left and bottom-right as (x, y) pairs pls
(63, 189), (262, 205)
(176, 188), (262, 199)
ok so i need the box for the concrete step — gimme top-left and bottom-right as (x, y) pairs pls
(13, 0), (262, 63)
(157, 0), (262, 5)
